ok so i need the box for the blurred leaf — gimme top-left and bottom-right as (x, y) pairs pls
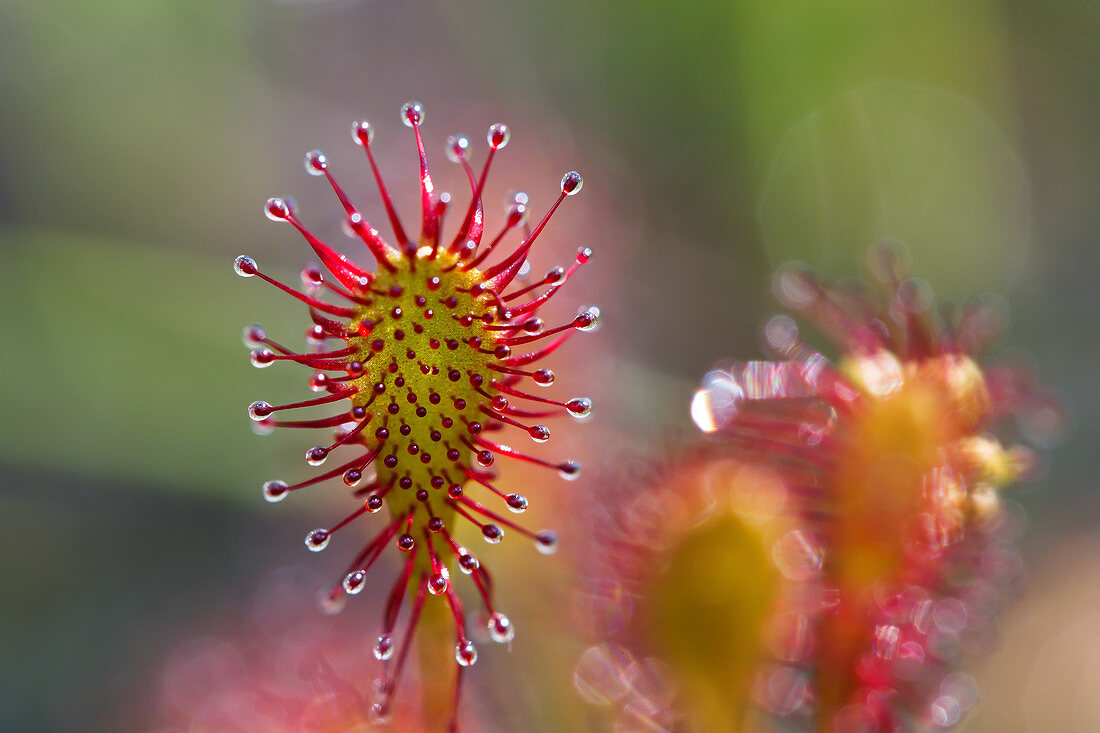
(0, 227), (313, 500)
(648, 512), (776, 730)
(0, 0), (282, 254)
(453, 0), (1020, 278)
(758, 83), (1030, 294)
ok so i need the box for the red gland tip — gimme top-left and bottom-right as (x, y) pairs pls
(482, 524), (504, 544)
(428, 573), (449, 595)
(343, 570), (367, 594)
(561, 171), (583, 195)
(401, 101), (424, 127)
(534, 530), (558, 554)
(351, 119), (374, 147)
(234, 255), (258, 277)
(528, 425), (550, 443)
(445, 135), (470, 163)
(305, 446), (328, 466)
(488, 123), (510, 150)
(558, 460), (582, 480)
(304, 149), (327, 175)
(488, 612), (515, 643)
(455, 639), (478, 667)
(241, 323), (265, 346)
(249, 349), (275, 368)
(304, 528), (330, 551)
(576, 306), (601, 332)
(264, 197), (294, 221)
(566, 397), (593, 418)
(300, 263), (324, 287)
(533, 368), (555, 386)
(262, 480), (289, 503)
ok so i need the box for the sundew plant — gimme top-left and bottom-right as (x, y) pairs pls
(236, 102), (596, 728)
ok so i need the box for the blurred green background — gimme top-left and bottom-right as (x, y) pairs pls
(0, 1), (1096, 730)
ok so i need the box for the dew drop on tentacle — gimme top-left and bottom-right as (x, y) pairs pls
(455, 640), (479, 667)
(264, 197), (295, 222)
(561, 171), (583, 195)
(397, 533), (416, 552)
(428, 571), (450, 595)
(533, 369), (555, 387)
(250, 349), (275, 368)
(506, 493), (528, 513)
(366, 494), (385, 513)
(304, 149), (327, 176)
(534, 530), (559, 555)
(300, 262), (324, 289)
(318, 588), (346, 615)
(374, 633), (395, 661)
(482, 524), (504, 544)
(343, 570), (367, 595)
(773, 261), (819, 309)
(248, 401), (273, 421)
(262, 480), (289, 503)
(765, 314), (800, 355)
(528, 425), (551, 443)
(305, 446), (329, 466)
(351, 119), (374, 146)
(505, 191), (528, 225)
(690, 369), (745, 433)
(305, 528), (331, 552)
(488, 123), (510, 150)
(566, 398), (593, 419)
(401, 101), (423, 127)
(558, 460), (582, 481)
(340, 215), (358, 239)
(459, 554), (480, 574)
(242, 324), (266, 347)
(234, 255), (258, 277)
(488, 612), (515, 643)
(576, 306), (601, 332)
(445, 135), (470, 163)
(368, 702), (391, 727)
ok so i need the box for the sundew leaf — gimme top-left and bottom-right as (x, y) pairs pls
(758, 83), (1030, 295)
(0, 227), (308, 502)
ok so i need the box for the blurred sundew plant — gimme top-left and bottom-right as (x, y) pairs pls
(571, 245), (1056, 731)
(235, 102), (597, 727)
